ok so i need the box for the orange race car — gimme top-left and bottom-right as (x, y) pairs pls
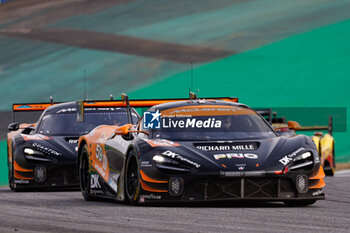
(76, 94), (325, 205)
(256, 109), (335, 176)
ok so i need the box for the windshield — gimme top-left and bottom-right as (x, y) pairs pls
(147, 106), (276, 141)
(37, 109), (138, 136)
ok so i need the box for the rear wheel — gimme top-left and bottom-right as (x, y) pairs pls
(324, 141), (335, 176)
(283, 200), (316, 206)
(124, 151), (140, 205)
(79, 145), (94, 201)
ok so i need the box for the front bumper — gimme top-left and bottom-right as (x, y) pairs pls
(138, 167), (326, 203)
(13, 163), (79, 190)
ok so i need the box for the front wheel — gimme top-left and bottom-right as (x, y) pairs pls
(7, 144), (15, 191)
(283, 200), (316, 206)
(124, 151), (141, 205)
(8, 158), (14, 190)
(79, 145), (94, 201)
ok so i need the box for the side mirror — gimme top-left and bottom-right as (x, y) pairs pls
(115, 124), (133, 135)
(288, 121), (301, 130)
(8, 122), (19, 131)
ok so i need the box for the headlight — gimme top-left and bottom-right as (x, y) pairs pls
(24, 148), (44, 155)
(289, 152), (314, 171)
(152, 155), (179, 165)
(294, 152), (312, 161)
(24, 148), (52, 162)
(153, 155), (165, 163)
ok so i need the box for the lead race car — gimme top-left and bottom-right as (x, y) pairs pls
(78, 94), (325, 205)
(7, 99), (139, 190)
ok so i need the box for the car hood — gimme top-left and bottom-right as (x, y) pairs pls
(21, 135), (79, 163)
(145, 135), (314, 172)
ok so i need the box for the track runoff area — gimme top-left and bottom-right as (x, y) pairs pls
(0, 171), (349, 233)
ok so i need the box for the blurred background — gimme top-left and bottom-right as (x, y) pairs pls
(0, 0), (349, 184)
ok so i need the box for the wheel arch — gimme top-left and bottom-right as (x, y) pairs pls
(77, 139), (88, 173)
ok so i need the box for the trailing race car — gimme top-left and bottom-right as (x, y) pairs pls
(7, 100), (139, 191)
(77, 94), (325, 205)
(256, 109), (335, 176)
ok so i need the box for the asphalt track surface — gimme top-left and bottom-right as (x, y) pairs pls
(0, 171), (349, 233)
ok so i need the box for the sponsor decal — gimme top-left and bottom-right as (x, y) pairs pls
(296, 174), (308, 193)
(221, 171), (265, 177)
(90, 189), (104, 195)
(57, 107), (122, 114)
(279, 147), (305, 165)
(315, 155), (320, 163)
(214, 153), (258, 160)
(108, 180), (118, 193)
(99, 132), (108, 141)
(35, 166), (46, 183)
(17, 105), (32, 109)
(91, 174), (101, 189)
(143, 139), (180, 147)
(235, 163), (246, 167)
(163, 118), (221, 128)
(195, 142), (257, 151)
(32, 143), (61, 156)
(96, 144), (103, 162)
(141, 161), (152, 167)
(94, 164), (106, 177)
(312, 190), (323, 196)
(168, 107), (243, 115)
(140, 194), (162, 200)
(102, 154), (107, 170)
(108, 173), (120, 192)
(143, 110), (161, 129)
(89, 128), (96, 137)
(68, 139), (78, 144)
(14, 180), (29, 184)
(22, 134), (51, 141)
(56, 108), (75, 113)
(162, 150), (201, 168)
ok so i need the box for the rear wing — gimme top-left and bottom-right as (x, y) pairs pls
(81, 97), (238, 108)
(255, 108), (272, 123)
(296, 116), (333, 136)
(12, 97), (58, 122)
(12, 94), (238, 123)
(76, 94), (238, 123)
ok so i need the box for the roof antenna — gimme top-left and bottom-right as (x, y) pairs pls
(190, 61), (194, 92)
(50, 96), (53, 105)
(83, 69), (88, 100)
(110, 94), (113, 100)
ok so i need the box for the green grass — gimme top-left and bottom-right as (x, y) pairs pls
(0, 140), (8, 186)
(130, 18), (350, 163)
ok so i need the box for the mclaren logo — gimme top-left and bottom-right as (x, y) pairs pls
(214, 153), (258, 160)
(169, 107), (242, 114)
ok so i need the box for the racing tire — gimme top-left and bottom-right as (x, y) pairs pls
(283, 200), (316, 206)
(79, 145), (96, 201)
(324, 141), (335, 177)
(7, 144), (15, 191)
(124, 150), (141, 205)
